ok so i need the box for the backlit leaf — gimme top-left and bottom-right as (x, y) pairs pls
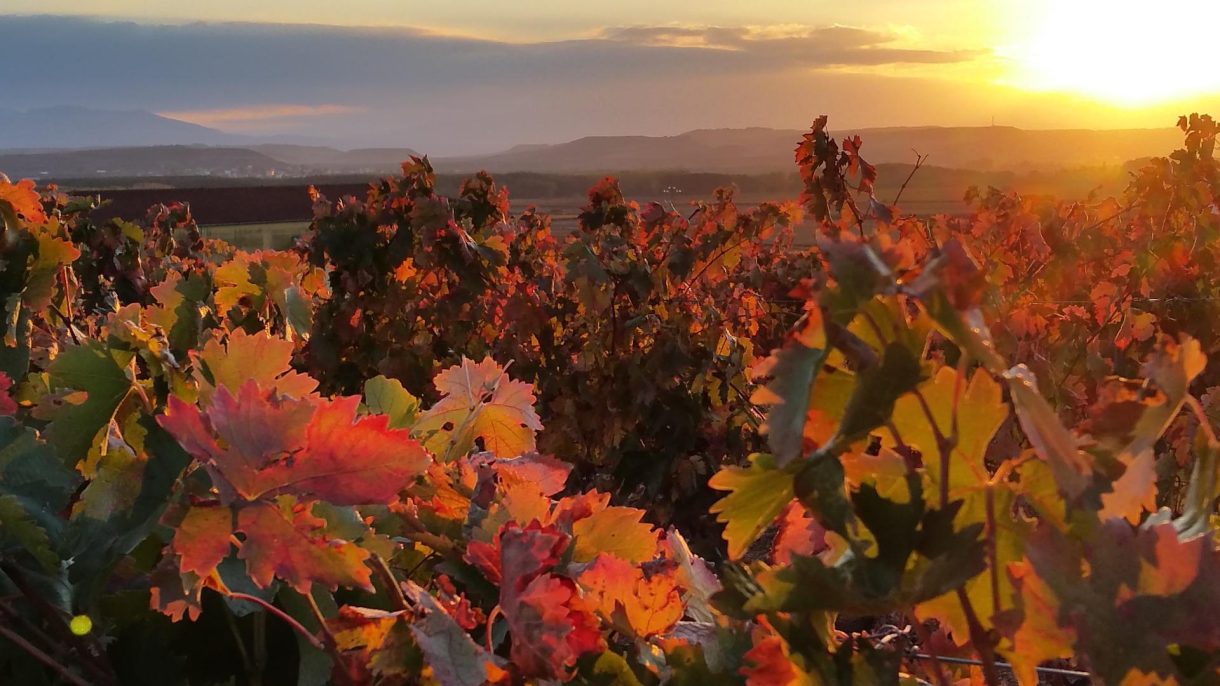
(236, 497), (373, 594)
(571, 506), (658, 564)
(415, 356), (542, 460)
(709, 453), (795, 560)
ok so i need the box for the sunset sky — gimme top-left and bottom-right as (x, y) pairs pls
(2, 1), (1217, 153)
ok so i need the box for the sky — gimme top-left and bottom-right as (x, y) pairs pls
(1, 1), (1218, 154)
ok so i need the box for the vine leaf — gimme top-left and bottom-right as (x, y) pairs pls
(0, 177), (46, 225)
(740, 617), (813, 686)
(192, 329), (317, 402)
(160, 381), (428, 505)
(236, 497), (373, 594)
(509, 573), (604, 679)
(1099, 448), (1158, 524)
(414, 356), (542, 460)
(709, 453), (795, 560)
(1001, 559), (1076, 686)
(571, 506), (658, 564)
(172, 504), (234, 579)
(577, 553), (683, 638)
(475, 522), (602, 678)
(0, 494), (59, 572)
(46, 342), (135, 468)
(403, 583), (509, 686)
(886, 367), (1007, 492)
(1004, 365), (1093, 499)
(363, 375), (420, 429)
(328, 606), (421, 682)
(750, 309), (825, 466)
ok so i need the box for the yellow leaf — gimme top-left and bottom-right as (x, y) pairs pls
(571, 506), (658, 564)
(414, 357), (542, 460)
(709, 453), (795, 560)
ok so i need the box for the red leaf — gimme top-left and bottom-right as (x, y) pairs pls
(508, 574), (603, 678)
(161, 381), (428, 505)
(772, 501), (827, 565)
(236, 498), (373, 594)
(741, 617), (807, 686)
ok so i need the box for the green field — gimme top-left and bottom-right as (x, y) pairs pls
(200, 222), (308, 250)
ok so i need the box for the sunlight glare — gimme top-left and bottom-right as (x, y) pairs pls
(1011, 0), (1220, 105)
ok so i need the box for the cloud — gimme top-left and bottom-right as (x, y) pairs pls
(159, 104), (363, 128)
(2, 14), (1181, 154)
(598, 24), (985, 65)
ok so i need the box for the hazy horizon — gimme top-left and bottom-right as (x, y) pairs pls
(2, 3), (1218, 154)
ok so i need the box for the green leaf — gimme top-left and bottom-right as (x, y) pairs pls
(0, 493), (60, 572)
(821, 243), (891, 326)
(793, 454), (853, 536)
(47, 341), (134, 467)
(575, 651), (646, 686)
(0, 417), (80, 511)
(746, 487), (984, 616)
(753, 339), (824, 467)
(363, 375), (420, 430)
(709, 453), (795, 560)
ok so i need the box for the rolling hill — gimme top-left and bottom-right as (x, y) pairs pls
(0, 146), (292, 179)
(0, 106), (251, 149)
(0, 123), (1184, 181)
(435, 125), (1183, 173)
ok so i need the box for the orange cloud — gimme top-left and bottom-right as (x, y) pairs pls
(159, 103), (362, 126)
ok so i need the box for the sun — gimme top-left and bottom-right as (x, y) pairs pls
(1008, 0), (1220, 105)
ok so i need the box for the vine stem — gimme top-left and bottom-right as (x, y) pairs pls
(0, 562), (116, 684)
(0, 623), (91, 686)
(223, 603), (258, 686)
(372, 554), (410, 611)
(225, 592), (324, 652)
(485, 605), (504, 652)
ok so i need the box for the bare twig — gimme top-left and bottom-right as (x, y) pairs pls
(0, 623), (91, 686)
(892, 151), (928, 207)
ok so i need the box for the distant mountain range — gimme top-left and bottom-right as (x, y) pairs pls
(0, 106), (252, 149)
(437, 126), (1184, 174)
(0, 106), (1186, 180)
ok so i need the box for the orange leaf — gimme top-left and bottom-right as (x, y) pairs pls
(771, 501), (827, 565)
(577, 554), (684, 638)
(192, 330), (317, 402)
(172, 505), (233, 578)
(236, 498), (373, 594)
(741, 616), (810, 686)
(0, 177), (45, 223)
(1001, 560), (1075, 686)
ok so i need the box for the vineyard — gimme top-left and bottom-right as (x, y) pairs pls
(0, 113), (1217, 685)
